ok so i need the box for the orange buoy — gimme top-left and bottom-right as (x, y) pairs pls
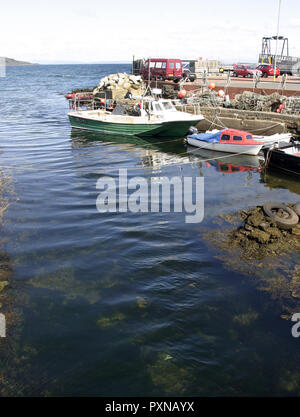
(208, 83), (216, 90)
(178, 89), (187, 99)
(218, 89), (225, 97)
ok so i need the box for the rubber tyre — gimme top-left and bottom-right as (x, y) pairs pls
(293, 202), (300, 216)
(247, 73), (252, 78)
(263, 202), (299, 230)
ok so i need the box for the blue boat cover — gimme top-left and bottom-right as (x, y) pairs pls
(188, 130), (225, 143)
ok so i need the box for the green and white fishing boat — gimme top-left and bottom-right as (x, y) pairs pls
(68, 98), (203, 138)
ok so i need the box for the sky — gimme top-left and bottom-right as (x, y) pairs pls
(0, 0), (300, 64)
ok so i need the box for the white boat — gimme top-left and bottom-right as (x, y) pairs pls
(186, 128), (265, 156)
(68, 98), (203, 138)
(254, 132), (292, 148)
(204, 129), (292, 148)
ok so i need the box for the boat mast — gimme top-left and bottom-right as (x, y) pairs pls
(274, 0), (282, 80)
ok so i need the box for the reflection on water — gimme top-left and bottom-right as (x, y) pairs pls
(71, 129), (192, 172)
(261, 169), (300, 196)
(186, 145), (263, 176)
(0, 64), (300, 397)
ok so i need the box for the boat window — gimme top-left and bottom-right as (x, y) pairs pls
(154, 103), (163, 112)
(156, 62), (162, 68)
(221, 134), (230, 141)
(246, 135), (253, 140)
(162, 62), (166, 69)
(162, 101), (174, 111)
(233, 136), (243, 141)
(169, 62), (175, 69)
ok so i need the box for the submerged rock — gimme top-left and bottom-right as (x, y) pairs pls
(202, 203), (300, 319)
(0, 281), (8, 292)
(249, 228), (270, 244)
(230, 204), (300, 258)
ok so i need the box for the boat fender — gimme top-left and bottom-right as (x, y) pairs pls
(188, 126), (198, 135)
(263, 202), (299, 230)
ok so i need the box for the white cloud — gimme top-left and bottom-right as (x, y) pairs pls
(1, 0), (300, 63)
(290, 18), (300, 26)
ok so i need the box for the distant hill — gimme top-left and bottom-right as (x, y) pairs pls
(0, 57), (38, 66)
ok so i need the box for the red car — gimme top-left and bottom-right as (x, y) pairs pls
(256, 64), (280, 77)
(232, 64), (262, 78)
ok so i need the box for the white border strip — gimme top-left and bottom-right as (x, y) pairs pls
(0, 57), (6, 77)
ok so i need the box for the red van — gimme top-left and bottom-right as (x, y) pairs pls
(140, 58), (183, 82)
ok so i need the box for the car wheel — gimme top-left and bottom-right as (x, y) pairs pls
(247, 73), (252, 78)
(263, 202), (299, 230)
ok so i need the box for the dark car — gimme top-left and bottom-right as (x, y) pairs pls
(182, 69), (197, 82)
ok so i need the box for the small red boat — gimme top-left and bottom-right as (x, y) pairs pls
(187, 128), (264, 156)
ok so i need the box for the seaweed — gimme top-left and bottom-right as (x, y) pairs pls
(202, 205), (300, 319)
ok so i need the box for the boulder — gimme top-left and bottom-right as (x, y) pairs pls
(94, 72), (145, 100)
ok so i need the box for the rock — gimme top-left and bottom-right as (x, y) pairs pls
(247, 212), (265, 227)
(259, 222), (269, 231)
(95, 73), (145, 100)
(292, 227), (300, 236)
(0, 281), (8, 292)
(250, 229), (271, 244)
(244, 224), (254, 232)
(268, 228), (282, 239)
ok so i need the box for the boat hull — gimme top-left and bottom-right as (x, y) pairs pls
(263, 145), (300, 177)
(187, 137), (263, 156)
(69, 114), (200, 138)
